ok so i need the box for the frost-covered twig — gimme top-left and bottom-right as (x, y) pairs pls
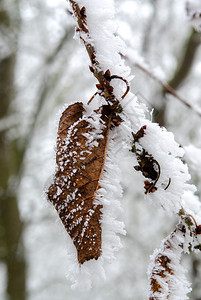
(148, 216), (201, 300)
(148, 223), (192, 300)
(48, 0), (133, 289)
(69, 0), (125, 102)
(48, 0), (201, 295)
(130, 122), (201, 299)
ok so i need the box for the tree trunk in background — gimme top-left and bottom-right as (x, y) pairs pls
(0, 4), (26, 300)
(168, 29), (201, 90)
(154, 29), (201, 127)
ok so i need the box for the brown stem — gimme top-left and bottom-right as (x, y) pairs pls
(188, 214), (198, 227)
(110, 75), (130, 99)
(164, 178), (171, 190)
(87, 91), (100, 104)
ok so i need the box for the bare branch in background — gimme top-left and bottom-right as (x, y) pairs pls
(127, 56), (201, 118)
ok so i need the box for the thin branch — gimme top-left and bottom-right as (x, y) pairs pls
(130, 59), (201, 118)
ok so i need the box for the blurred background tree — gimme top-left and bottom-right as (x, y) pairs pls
(0, 1), (26, 299)
(0, 0), (201, 299)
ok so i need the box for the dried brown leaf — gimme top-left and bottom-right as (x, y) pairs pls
(47, 102), (112, 264)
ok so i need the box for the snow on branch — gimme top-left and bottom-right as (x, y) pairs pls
(129, 119), (201, 299)
(131, 122), (196, 214)
(69, 0), (131, 101)
(148, 215), (201, 300)
(148, 223), (192, 300)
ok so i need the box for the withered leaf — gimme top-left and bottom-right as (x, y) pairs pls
(47, 102), (112, 264)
